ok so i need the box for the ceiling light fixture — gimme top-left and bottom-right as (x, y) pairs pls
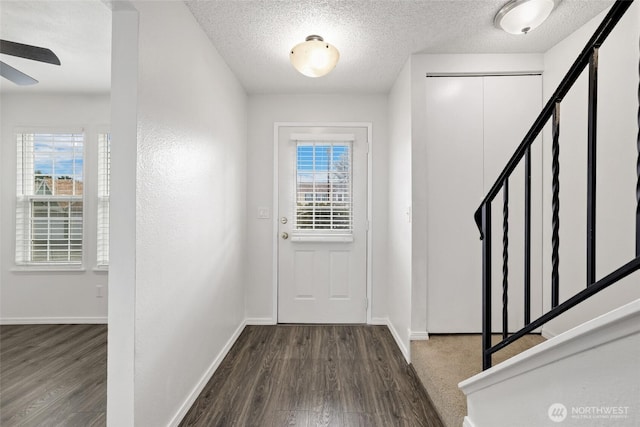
(494, 0), (556, 35)
(290, 35), (339, 78)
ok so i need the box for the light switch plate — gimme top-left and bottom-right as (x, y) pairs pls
(257, 207), (270, 219)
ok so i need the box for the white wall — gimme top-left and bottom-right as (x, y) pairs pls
(0, 93), (110, 323)
(245, 94), (388, 323)
(541, 1), (640, 337)
(410, 54), (544, 335)
(108, 2), (248, 426)
(387, 58), (413, 359)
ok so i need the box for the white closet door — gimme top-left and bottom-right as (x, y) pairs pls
(426, 75), (542, 333)
(426, 77), (484, 332)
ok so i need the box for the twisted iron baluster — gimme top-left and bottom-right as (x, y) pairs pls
(552, 102), (561, 308)
(502, 179), (509, 339)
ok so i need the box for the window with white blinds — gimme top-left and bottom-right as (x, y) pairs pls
(97, 133), (110, 267)
(16, 132), (84, 265)
(295, 140), (353, 232)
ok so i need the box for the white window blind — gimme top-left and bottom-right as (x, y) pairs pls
(97, 133), (110, 267)
(295, 140), (353, 232)
(16, 132), (84, 265)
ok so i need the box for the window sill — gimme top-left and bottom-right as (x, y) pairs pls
(291, 233), (354, 243)
(93, 266), (109, 273)
(11, 265), (87, 273)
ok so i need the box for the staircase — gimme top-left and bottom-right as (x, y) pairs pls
(412, 334), (544, 427)
(457, 0), (640, 425)
(459, 300), (640, 427)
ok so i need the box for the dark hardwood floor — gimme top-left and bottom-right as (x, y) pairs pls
(1, 324), (443, 426)
(180, 325), (444, 427)
(0, 324), (107, 427)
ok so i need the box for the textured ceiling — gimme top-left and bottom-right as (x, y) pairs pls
(0, 0), (615, 94)
(0, 0), (111, 94)
(186, 0), (615, 94)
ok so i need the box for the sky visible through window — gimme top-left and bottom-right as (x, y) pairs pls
(33, 134), (83, 180)
(297, 143), (348, 182)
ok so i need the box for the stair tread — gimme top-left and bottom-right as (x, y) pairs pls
(411, 334), (545, 427)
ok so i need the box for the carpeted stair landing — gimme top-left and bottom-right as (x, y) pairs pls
(411, 334), (545, 427)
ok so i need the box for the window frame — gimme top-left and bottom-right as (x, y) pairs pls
(292, 135), (355, 242)
(15, 129), (86, 268)
(96, 132), (110, 269)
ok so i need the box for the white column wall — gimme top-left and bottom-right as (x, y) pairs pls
(107, 2), (138, 424)
(541, 1), (640, 337)
(109, 2), (248, 425)
(0, 93), (110, 323)
(245, 94), (388, 323)
(387, 58), (413, 359)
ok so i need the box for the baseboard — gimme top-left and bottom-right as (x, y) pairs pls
(367, 317), (410, 362)
(168, 319), (247, 427)
(541, 327), (557, 340)
(245, 317), (276, 325)
(387, 320), (410, 363)
(463, 416), (477, 427)
(410, 330), (429, 340)
(0, 317), (108, 325)
(370, 317), (389, 325)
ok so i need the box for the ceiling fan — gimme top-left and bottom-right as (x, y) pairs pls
(0, 39), (61, 86)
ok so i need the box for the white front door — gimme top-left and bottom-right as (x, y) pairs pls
(277, 126), (368, 323)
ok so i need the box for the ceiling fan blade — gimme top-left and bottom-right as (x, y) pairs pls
(0, 40), (61, 65)
(0, 61), (38, 85)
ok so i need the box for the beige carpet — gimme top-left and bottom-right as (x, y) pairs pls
(411, 334), (545, 427)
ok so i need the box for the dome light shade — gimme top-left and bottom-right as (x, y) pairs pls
(494, 0), (556, 35)
(290, 35), (340, 78)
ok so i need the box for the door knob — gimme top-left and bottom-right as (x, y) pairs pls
(281, 232), (289, 240)
(280, 217), (288, 224)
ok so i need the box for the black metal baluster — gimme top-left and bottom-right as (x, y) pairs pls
(552, 102), (561, 308)
(502, 180), (509, 339)
(636, 35), (640, 257)
(482, 202), (492, 370)
(587, 48), (599, 286)
(524, 147), (531, 325)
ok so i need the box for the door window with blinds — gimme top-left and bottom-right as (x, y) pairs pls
(15, 132), (84, 265)
(294, 135), (353, 239)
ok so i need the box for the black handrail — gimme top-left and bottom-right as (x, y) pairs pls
(476, 0), (639, 370)
(474, 0), (633, 235)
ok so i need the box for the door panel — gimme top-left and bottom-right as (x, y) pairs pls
(278, 126), (368, 323)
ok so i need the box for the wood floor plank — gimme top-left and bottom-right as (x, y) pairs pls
(343, 411), (389, 427)
(309, 409), (343, 427)
(53, 411), (106, 427)
(270, 410), (309, 427)
(181, 325), (444, 426)
(0, 324), (107, 427)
